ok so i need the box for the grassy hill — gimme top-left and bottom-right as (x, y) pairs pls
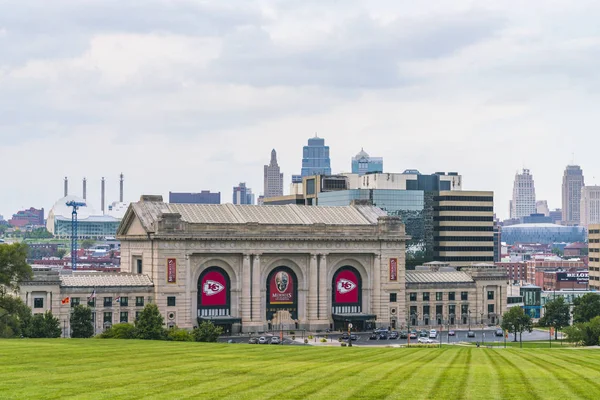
(1, 340), (599, 399)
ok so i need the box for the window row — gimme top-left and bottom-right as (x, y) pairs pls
(434, 206), (494, 212)
(433, 236), (494, 242)
(434, 196), (494, 202)
(434, 216), (494, 222)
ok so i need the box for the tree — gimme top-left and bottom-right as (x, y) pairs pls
(70, 305), (94, 338)
(55, 248), (67, 259)
(0, 243), (33, 295)
(501, 307), (533, 347)
(135, 303), (166, 340)
(539, 297), (571, 339)
(572, 293), (600, 323)
(193, 320), (223, 342)
(80, 239), (96, 250)
(0, 296), (32, 338)
(100, 323), (137, 339)
(564, 316), (600, 346)
(29, 311), (61, 338)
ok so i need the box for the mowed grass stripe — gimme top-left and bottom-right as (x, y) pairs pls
(488, 350), (543, 400)
(479, 350), (506, 400)
(555, 351), (600, 371)
(526, 350), (600, 391)
(424, 348), (469, 400)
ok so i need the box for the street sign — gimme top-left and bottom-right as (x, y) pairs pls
(348, 323), (353, 329)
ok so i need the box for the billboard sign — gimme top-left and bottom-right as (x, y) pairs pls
(334, 269), (359, 304)
(167, 258), (177, 284)
(200, 270), (228, 306)
(557, 272), (588, 283)
(269, 269), (295, 304)
(389, 258), (398, 281)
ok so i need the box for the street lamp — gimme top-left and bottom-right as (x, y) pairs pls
(480, 312), (484, 343)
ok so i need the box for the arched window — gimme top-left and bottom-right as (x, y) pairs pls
(198, 267), (231, 318)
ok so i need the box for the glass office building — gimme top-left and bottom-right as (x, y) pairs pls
(301, 136), (331, 177)
(502, 223), (586, 245)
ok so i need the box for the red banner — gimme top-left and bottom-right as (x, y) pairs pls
(167, 258), (176, 284)
(334, 269), (359, 304)
(389, 258), (398, 281)
(269, 269), (295, 304)
(201, 270), (228, 306)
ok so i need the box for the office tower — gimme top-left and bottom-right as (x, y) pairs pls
(536, 200), (550, 216)
(169, 191), (221, 204)
(580, 186), (600, 228)
(301, 135), (331, 177)
(351, 148), (383, 176)
(562, 165), (585, 225)
(264, 149), (284, 198)
(510, 169), (536, 219)
(233, 182), (255, 205)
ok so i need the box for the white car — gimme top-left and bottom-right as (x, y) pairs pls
(258, 336), (269, 344)
(418, 337), (434, 344)
(429, 329), (437, 338)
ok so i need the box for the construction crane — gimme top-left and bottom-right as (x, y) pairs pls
(66, 200), (86, 270)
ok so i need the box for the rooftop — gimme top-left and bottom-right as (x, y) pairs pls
(406, 271), (474, 284)
(60, 273), (153, 288)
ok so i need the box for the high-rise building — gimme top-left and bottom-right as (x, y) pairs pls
(300, 135), (331, 177)
(536, 200), (550, 216)
(434, 191), (495, 266)
(264, 149), (284, 198)
(549, 209), (562, 224)
(232, 182), (255, 205)
(351, 148), (383, 176)
(589, 224), (600, 290)
(169, 191), (221, 204)
(510, 169), (536, 219)
(580, 186), (600, 228)
(562, 165), (585, 225)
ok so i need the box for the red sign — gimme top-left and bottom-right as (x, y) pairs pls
(167, 258), (176, 284)
(334, 269), (359, 304)
(200, 270), (228, 306)
(389, 258), (398, 281)
(269, 269), (295, 304)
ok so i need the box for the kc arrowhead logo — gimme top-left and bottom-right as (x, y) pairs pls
(337, 278), (357, 294)
(203, 280), (225, 296)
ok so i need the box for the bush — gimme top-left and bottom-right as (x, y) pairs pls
(320, 338), (327, 343)
(308, 335), (314, 339)
(167, 328), (193, 342)
(193, 321), (223, 342)
(100, 323), (137, 339)
(0, 295), (32, 338)
(564, 316), (600, 346)
(135, 304), (166, 340)
(70, 305), (94, 338)
(29, 311), (61, 338)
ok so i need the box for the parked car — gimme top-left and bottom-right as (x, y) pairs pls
(419, 330), (428, 337)
(448, 330), (456, 337)
(350, 334), (358, 341)
(270, 337), (280, 344)
(248, 337), (259, 344)
(341, 332), (349, 340)
(389, 331), (399, 340)
(258, 336), (269, 344)
(467, 331), (475, 338)
(418, 337), (433, 344)
(374, 328), (388, 335)
(369, 334), (378, 340)
(429, 329), (437, 338)
(495, 329), (504, 337)
(379, 333), (388, 340)
(399, 331), (408, 339)
(409, 330), (418, 339)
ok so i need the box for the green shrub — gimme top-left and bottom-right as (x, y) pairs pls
(100, 323), (137, 339)
(135, 304), (166, 340)
(193, 321), (223, 342)
(308, 335), (313, 339)
(29, 311), (61, 338)
(320, 338), (327, 343)
(167, 328), (193, 342)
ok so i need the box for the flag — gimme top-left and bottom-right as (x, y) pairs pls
(115, 296), (121, 303)
(61, 297), (70, 305)
(88, 290), (96, 301)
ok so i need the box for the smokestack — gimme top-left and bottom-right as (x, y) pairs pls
(64, 177), (68, 197)
(101, 177), (105, 214)
(83, 177), (87, 200)
(119, 173), (124, 202)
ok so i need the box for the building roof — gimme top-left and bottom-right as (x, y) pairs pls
(60, 273), (153, 288)
(504, 223), (583, 229)
(123, 197), (388, 233)
(406, 271), (474, 284)
(565, 242), (587, 249)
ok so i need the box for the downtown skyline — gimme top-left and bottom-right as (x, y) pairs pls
(2, 1), (600, 220)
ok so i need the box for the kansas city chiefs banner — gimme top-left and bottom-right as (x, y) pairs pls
(200, 270), (228, 306)
(334, 269), (359, 304)
(269, 269), (295, 305)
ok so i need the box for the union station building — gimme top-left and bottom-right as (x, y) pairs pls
(18, 196), (507, 335)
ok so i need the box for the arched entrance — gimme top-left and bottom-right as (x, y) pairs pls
(197, 267), (239, 334)
(266, 267), (298, 329)
(331, 266), (373, 331)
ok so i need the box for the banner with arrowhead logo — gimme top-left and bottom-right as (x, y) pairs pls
(334, 269), (359, 304)
(200, 270), (228, 306)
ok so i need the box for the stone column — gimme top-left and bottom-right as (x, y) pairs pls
(251, 254), (261, 322)
(308, 254), (318, 323)
(185, 254), (192, 327)
(373, 254), (382, 327)
(241, 254), (251, 325)
(318, 254), (328, 320)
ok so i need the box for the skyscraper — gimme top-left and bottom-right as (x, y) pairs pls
(580, 186), (600, 228)
(264, 149), (284, 198)
(300, 135), (331, 177)
(510, 169), (536, 219)
(562, 165), (585, 225)
(351, 148), (383, 176)
(232, 182), (255, 205)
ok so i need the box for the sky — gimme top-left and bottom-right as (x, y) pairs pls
(2, 0), (600, 221)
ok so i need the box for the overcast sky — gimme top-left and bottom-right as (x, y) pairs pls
(2, 0), (600, 221)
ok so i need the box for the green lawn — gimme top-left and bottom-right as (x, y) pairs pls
(1, 340), (599, 399)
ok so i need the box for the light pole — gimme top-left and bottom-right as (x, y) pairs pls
(480, 312), (484, 343)
(468, 310), (471, 331)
